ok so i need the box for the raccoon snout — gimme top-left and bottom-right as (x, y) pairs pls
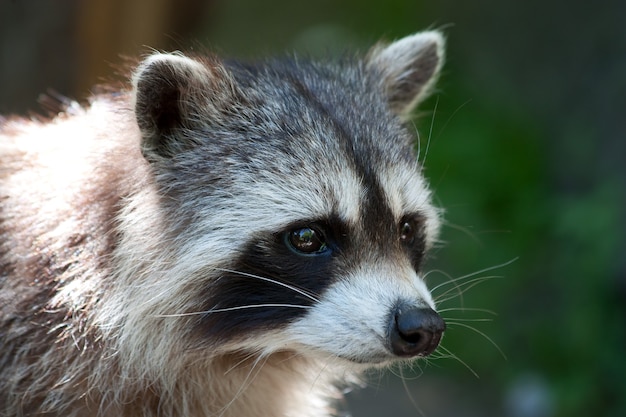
(388, 304), (446, 358)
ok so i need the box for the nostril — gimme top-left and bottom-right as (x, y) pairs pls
(396, 319), (428, 344)
(389, 305), (445, 358)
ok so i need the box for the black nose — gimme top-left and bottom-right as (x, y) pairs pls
(388, 305), (445, 357)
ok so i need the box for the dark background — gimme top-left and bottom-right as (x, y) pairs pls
(1, 1), (624, 416)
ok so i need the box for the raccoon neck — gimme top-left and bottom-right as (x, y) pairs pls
(93, 352), (346, 417)
(202, 352), (344, 417)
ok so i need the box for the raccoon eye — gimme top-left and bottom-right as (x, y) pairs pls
(286, 227), (328, 255)
(399, 219), (416, 245)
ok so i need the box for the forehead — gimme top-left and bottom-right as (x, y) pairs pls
(204, 58), (437, 234)
(237, 136), (431, 228)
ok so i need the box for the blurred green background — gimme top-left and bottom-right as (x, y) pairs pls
(1, 1), (624, 416)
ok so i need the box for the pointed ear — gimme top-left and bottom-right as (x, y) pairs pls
(367, 31), (445, 119)
(131, 53), (236, 159)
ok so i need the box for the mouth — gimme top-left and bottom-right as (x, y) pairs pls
(338, 353), (394, 365)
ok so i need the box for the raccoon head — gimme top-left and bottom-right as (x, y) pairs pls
(131, 31), (445, 366)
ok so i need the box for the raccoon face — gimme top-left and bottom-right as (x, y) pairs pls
(132, 32), (445, 365)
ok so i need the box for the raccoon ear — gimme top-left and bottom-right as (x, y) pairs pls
(132, 53), (235, 159)
(367, 31), (444, 119)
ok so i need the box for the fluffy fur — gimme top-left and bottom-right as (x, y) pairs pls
(0, 31), (445, 416)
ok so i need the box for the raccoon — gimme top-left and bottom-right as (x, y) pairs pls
(0, 31), (446, 417)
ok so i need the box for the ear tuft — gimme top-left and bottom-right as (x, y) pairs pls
(132, 53), (225, 159)
(367, 31), (445, 119)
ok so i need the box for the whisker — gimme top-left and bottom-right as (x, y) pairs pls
(422, 94), (439, 166)
(422, 268), (452, 285)
(432, 98), (473, 143)
(435, 345), (479, 378)
(424, 269), (467, 306)
(437, 307), (497, 315)
(446, 321), (507, 360)
(429, 258), (518, 294)
(442, 317), (494, 323)
(442, 220), (483, 246)
(214, 268), (320, 303)
(310, 352), (344, 390)
(389, 361), (423, 381)
(399, 367), (427, 417)
(429, 259), (517, 307)
(154, 303), (311, 318)
(426, 350), (447, 361)
(217, 354), (269, 417)
(414, 120), (423, 164)
(434, 275), (503, 305)
(223, 351), (260, 376)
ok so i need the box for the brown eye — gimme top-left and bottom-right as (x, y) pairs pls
(286, 227), (328, 255)
(399, 220), (416, 245)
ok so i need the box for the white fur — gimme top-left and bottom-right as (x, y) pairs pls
(287, 263), (435, 364)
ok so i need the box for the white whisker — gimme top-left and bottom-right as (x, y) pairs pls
(442, 220), (483, 246)
(399, 367), (427, 417)
(214, 267), (320, 303)
(434, 275), (503, 305)
(442, 317), (494, 323)
(422, 94), (439, 166)
(432, 98), (473, 143)
(429, 258), (517, 294)
(217, 354), (269, 417)
(435, 345), (479, 378)
(154, 303), (312, 318)
(224, 351), (264, 376)
(446, 321), (507, 360)
(437, 307), (497, 315)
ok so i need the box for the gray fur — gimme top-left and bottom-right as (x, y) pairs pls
(0, 31), (445, 416)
